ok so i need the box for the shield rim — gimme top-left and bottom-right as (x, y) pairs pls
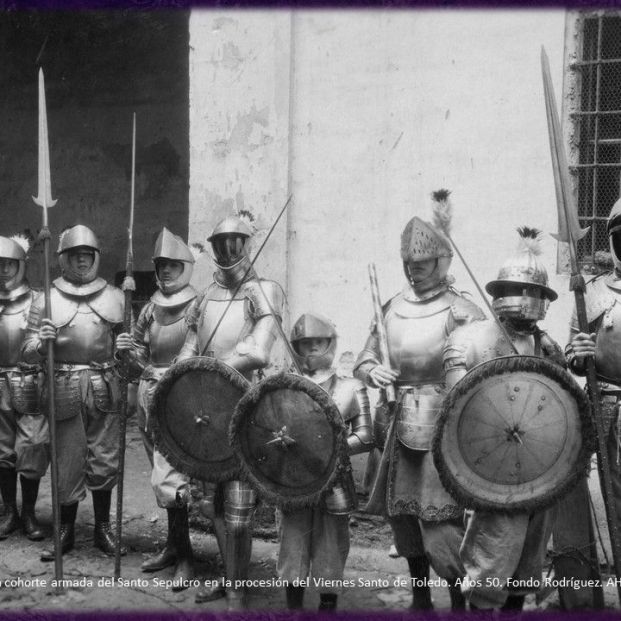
(230, 371), (351, 512)
(432, 355), (593, 514)
(152, 356), (250, 482)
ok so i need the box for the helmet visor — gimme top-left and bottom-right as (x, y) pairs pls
(211, 235), (247, 267)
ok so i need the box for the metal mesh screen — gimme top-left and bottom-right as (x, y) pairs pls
(573, 13), (621, 272)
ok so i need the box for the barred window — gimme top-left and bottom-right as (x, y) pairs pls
(568, 12), (621, 273)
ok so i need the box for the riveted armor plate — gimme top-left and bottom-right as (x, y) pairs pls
(433, 355), (592, 513)
(231, 372), (350, 511)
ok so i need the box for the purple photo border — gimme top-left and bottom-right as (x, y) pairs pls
(1, 1), (620, 620)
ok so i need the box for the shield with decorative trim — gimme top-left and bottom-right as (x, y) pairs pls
(152, 356), (250, 482)
(230, 372), (350, 511)
(432, 355), (593, 514)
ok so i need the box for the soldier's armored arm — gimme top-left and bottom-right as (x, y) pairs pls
(175, 297), (202, 362)
(223, 314), (280, 374)
(21, 295), (45, 363)
(538, 330), (567, 368)
(443, 331), (468, 390)
(565, 324), (596, 376)
(353, 331), (382, 387)
(118, 305), (150, 378)
(221, 279), (283, 374)
(347, 382), (374, 455)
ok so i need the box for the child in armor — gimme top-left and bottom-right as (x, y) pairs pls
(278, 312), (373, 610)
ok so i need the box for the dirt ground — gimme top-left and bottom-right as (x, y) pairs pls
(0, 418), (618, 616)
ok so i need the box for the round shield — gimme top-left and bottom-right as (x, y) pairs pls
(230, 372), (349, 511)
(152, 357), (250, 482)
(433, 355), (593, 513)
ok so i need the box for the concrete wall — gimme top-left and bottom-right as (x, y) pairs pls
(189, 9), (571, 361)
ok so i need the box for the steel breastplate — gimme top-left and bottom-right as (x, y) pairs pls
(0, 301), (31, 366)
(53, 301), (115, 364)
(196, 289), (251, 358)
(149, 310), (190, 365)
(594, 297), (621, 384)
(385, 295), (452, 384)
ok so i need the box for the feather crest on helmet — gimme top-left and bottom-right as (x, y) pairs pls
(431, 189), (453, 237)
(516, 226), (543, 256)
(9, 234), (30, 255)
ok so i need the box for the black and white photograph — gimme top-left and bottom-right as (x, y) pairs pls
(0, 6), (619, 616)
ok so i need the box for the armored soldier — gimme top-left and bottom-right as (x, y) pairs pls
(176, 216), (285, 609)
(22, 225), (127, 560)
(116, 228), (197, 589)
(566, 197), (621, 606)
(279, 313), (373, 611)
(443, 227), (563, 610)
(354, 215), (484, 610)
(0, 235), (47, 542)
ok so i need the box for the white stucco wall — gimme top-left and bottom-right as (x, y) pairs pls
(188, 11), (291, 295)
(189, 9), (570, 361)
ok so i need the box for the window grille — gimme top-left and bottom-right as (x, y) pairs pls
(569, 12), (621, 273)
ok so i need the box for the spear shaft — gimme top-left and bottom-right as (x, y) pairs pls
(542, 46), (621, 602)
(367, 263), (396, 404)
(115, 113), (136, 578)
(33, 68), (63, 591)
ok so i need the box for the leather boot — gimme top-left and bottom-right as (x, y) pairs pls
(170, 506), (194, 592)
(41, 503), (77, 561)
(407, 555), (433, 610)
(20, 476), (45, 541)
(0, 468), (19, 539)
(319, 593), (338, 611)
(449, 582), (466, 611)
(286, 585), (305, 609)
(92, 490), (126, 556)
(141, 508), (176, 572)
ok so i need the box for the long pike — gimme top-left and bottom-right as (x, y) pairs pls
(542, 46), (621, 603)
(31, 68), (63, 590)
(115, 113), (136, 578)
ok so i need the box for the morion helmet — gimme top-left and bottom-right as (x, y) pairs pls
(400, 217), (453, 293)
(290, 312), (338, 373)
(486, 227), (557, 322)
(152, 227), (195, 294)
(0, 235), (29, 292)
(57, 224), (101, 285)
